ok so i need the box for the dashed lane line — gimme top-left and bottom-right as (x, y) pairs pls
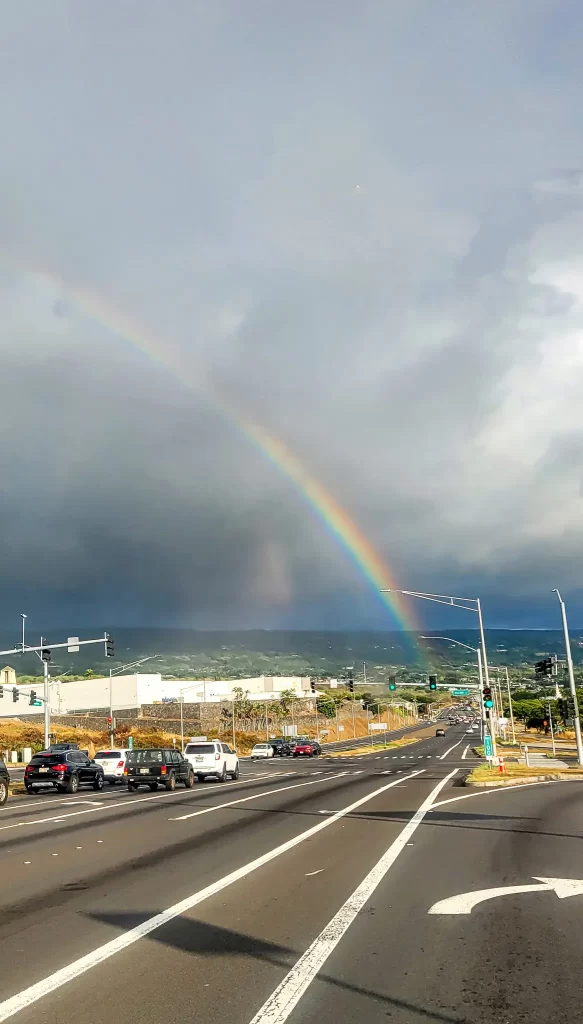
(0, 772), (294, 834)
(170, 772), (349, 821)
(0, 770), (426, 1022)
(245, 768), (458, 1024)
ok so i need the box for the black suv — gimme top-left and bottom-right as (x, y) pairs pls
(125, 748), (195, 792)
(269, 739), (292, 757)
(25, 750), (104, 794)
(0, 759), (9, 807)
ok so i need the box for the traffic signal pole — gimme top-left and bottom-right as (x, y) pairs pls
(0, 627), (114, 750)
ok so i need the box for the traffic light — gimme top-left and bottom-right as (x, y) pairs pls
(429, 675), (437, 691)
(310, 679), (316, 693)
(29, 690), (37, 706)
(482, 686), (493, 709)
(41, 648), (51, 663)
(535, 658), (553, 678)
(0, 684), (3, 698)
(105, 635), (114, 658)
(389, 675), (397, 692)
(347, 668), (354, 693)
(12, 687), (19, 702)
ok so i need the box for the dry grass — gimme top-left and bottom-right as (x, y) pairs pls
(467, 763), (583, 783)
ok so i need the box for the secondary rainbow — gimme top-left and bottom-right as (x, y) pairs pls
(17, 265), (423, 649)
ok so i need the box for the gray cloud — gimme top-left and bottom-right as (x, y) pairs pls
(2, 1), (583, 631)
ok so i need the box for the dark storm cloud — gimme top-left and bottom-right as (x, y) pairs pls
(2, 1), (583, 629)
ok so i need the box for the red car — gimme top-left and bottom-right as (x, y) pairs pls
(292, 739), (321, 757)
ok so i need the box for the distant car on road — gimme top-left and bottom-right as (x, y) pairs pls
(183, 740), (239, 782)
(435, 728), (446, 738)
(269, 739), (292, 757)
(293, 739), (322, 757)
(25, 749), (104, 794)
(125, 749), (195, 791)
(0, 759), (9, 807)
(251, 743), (275, 760)
(93, 748), (130, 785)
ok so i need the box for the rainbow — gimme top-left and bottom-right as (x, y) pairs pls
(13, 264), (424, 652)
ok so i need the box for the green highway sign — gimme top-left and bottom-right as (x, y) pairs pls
(32, 700), (43, 707)
(452, 689), (470, 696)
(484, 734), (493, 758)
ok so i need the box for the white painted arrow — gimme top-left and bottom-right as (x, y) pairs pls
(428, 877), (583, 915)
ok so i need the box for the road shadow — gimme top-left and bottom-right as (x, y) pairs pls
(86, 910), (467, 1023)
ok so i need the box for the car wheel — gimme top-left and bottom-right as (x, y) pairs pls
(185, 771), (195, 788)
(197, 774), (205, 782)
(0, 778), (8, 806)
(149, 783), (158, 791)
(66, 773), (79, 794)
(218, 764), (227, 782)
(127, 782), (138, 792)
(25, 784), (34, 794)
(93, 773), (104, 791)
(165, 772), (176, 792)
(230, 764), (240, 780)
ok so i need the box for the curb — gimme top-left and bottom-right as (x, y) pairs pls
(464, 773), (583, 788)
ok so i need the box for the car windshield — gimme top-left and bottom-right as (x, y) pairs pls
(30, 754), (62, 765)
(126, 750), (165, 763)
(185, 744), (216, 754)
(95, 751), (122, 759)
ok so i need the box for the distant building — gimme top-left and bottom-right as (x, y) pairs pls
(0, 672), (313, 717)
(1, 666), (16, 688)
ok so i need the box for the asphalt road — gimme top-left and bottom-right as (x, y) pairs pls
(2, 726), (582, 1023)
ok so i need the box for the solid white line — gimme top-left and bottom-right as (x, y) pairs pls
(461, 745), (469, 760)
(0, 770), (425, 1022)
(0, 773), (293, 833)
(170, 773), (348, 820)
(246, 768), (458, 1024)
(431, 779), (555, 809)
(439, 739), (463, 760)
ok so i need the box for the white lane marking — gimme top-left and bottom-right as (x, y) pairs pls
(246, 768), (458, 1024)
(431, 779), (554, 809)
(439, 740), (463, 760)
(426, 756), (432, 759)
(0, 773), (293, 834)
(305, 869), (324, 877)
(0, 770), (425, 1022)
(170, 773), (348, 821)
(461, 745), (469, 760)
(352, 771), (364, 775)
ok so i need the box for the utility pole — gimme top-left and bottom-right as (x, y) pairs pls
(42, 638), (50, 749)
(545, 700), (553, 757)
(553, 589), (583, 766)
(505, 667), (516, 744)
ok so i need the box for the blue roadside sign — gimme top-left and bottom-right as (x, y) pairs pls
(484, 734), (493, 758)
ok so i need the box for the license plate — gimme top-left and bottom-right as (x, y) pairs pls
(195, 757), (204, 762)
(39, 767), (49, 773)
(140, 768), (149, 774)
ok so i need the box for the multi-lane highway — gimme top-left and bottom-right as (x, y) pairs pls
(1, 725), (582, 1023)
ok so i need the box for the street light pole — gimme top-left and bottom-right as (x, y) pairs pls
(386, 591), (496, 757)
(505, 667), (516, 745)
(553, 589), (583, 765)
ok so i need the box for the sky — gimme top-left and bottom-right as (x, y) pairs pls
(2, 0), (583, 633)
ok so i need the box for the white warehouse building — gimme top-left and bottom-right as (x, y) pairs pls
(0, 672), (313, 717)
